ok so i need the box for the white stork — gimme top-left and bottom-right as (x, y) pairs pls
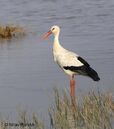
(41, 25), (100, 97)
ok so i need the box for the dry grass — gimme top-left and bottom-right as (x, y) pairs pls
(0, 25), (26, 39)
(0, 89), (114, 129)
(49, 88), (114, 129)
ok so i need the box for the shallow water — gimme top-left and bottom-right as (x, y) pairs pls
(0, 0), (114, 119)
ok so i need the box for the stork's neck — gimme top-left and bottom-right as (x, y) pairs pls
(53, 33), (63, 51)
(54, 34), (59, 44)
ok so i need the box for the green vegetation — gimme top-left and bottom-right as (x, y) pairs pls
(0, 89), (114, 129)
(0, 25), (26, 39)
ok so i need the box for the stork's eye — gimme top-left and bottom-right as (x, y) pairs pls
(52, 28), (55, 30)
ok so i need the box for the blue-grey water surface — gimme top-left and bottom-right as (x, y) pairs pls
(0, 0), (114, 120)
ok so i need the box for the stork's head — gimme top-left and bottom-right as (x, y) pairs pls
(51, 25), (60, 35)
(41, 25), (60, 39)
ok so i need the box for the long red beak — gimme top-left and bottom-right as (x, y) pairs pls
(41, 30), (52, 40)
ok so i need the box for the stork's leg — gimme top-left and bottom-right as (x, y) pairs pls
(70, 75), (76, 98)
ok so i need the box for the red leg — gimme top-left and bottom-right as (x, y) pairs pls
(70, 76), (76, 98)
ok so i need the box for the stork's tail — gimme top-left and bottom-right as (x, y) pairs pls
(86, 67), (100, 81)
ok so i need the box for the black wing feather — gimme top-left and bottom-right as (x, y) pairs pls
(63, 65), (100, 81)
(78, 56), (90, 67)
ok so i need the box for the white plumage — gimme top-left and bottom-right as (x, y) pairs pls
(53, 42), (83, 76)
